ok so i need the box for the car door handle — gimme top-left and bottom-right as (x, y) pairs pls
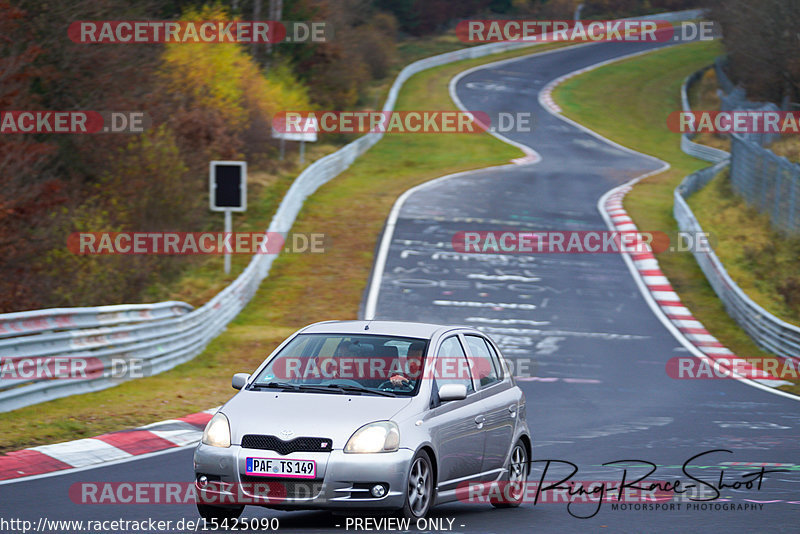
(508, 405), (517, 415)
(474, 415), (486, 427)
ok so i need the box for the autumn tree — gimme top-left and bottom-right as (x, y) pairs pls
(708, 0), (800, 107)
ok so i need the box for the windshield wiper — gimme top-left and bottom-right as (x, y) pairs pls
(249, 381), (299, 391)
(295, 384), (346, 394)
(325, 383), (397, 397)
(249, 382), (394, 397)
(251, 382), (345, 395)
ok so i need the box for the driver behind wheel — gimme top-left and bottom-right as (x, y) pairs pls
(315, 340), (356, 381)
(390, 342), (425, 386)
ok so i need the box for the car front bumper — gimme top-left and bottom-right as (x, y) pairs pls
(193, 443), (414, 510)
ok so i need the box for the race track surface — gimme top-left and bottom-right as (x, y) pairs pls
(3, 38), (798, 533)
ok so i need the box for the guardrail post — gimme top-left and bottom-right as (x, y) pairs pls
(224, 210), (232, 275)
(790, 172), (797, 231)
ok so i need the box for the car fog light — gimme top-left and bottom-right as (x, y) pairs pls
(198, 475), (208, 487)
(371, 484), (386, 497)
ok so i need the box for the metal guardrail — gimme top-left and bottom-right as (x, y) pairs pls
(673, 66), (800, 363)
(0, 302), (192, 339)
(0, 9), (705, 412)
(680, 133), (731, 164)
(679, 66), (730, 164)
(714, 56), (735, 95)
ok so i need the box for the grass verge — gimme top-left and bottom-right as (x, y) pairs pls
(1, 41), (574, 453)
(553, 40), (800, 395)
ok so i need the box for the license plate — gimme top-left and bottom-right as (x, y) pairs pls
(246, 457), (316, 479)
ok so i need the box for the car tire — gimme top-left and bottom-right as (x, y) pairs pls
(400, 449), (435, 519)
(196, 503), (245, 522)
(491, 440), (528, 508)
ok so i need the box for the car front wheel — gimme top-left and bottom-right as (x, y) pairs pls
(400, 450), (434, 518)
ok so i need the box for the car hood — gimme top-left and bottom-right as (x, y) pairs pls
(222, 390), (414, 449)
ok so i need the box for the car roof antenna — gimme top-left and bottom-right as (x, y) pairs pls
(364, 320), (371, 331)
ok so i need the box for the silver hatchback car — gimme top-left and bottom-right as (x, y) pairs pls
(193, 320), (531, 519)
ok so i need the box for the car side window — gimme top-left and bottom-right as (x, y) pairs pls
(465, 335), (500, 388)
(484, 339), (505, 380)
(434, 335), (475, 394)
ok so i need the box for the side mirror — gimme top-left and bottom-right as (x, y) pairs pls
(232, 373), (250, 390)
(438, 383), (467, 402)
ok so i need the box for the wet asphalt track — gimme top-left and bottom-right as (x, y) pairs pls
(3, 38), (800, 534)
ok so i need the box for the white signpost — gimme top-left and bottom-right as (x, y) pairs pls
(209, 161), (247, 274)
(272, 116), (318, 163)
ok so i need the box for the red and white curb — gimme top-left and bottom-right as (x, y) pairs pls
(0, 408), (217, 482)
(510, 151), (541, 165)
(539, 61), (607, 115)
(602, 187), (790, 388)
(539, 81), (563, 114)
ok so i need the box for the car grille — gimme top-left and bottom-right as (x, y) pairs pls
(239, 474), (323, 499)
(241, 434), (332, 455)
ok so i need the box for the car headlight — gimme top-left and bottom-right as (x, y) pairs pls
(344, 421), (400, 453)
(202, 412), (231, 448)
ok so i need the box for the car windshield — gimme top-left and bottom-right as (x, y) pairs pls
(250, 333), (429, 397)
